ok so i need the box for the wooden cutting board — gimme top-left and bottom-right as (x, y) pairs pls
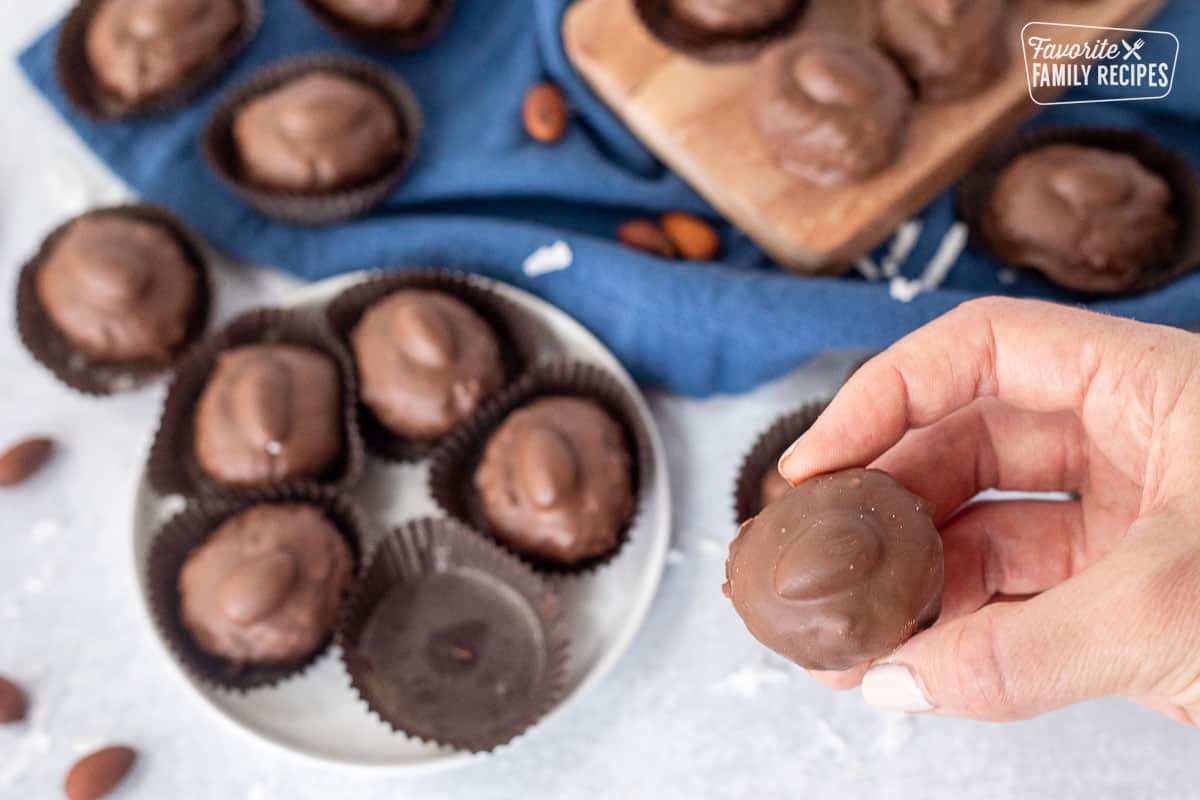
(563, 0), (1167, 272)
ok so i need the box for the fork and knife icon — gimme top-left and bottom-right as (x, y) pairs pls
(1122, 37), (1146, 61)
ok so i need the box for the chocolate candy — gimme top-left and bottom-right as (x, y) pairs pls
(475, 396), (634, 566)
(314, 0), (434, 29)
(85, 0), (241, 104)
(178, 503), (353, 666)
(232, 71), (401, 193)
(193, 344), (343, 487)
(668, 0), (792, 34)
(880, 0), (1008, 102)
(350, 290), (505, 440)
(983, 144), (1177, 292)
(725, 468), (944, 671)
(751, 36), (912, 186)
(36, 215), (198, 364)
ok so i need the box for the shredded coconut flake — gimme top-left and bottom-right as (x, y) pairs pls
(523, 241), (573, 277)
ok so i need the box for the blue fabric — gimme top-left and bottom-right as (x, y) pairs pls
(17, 0), (1200, 396)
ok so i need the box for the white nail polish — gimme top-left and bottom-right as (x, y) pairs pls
(862, 663), (933, 713)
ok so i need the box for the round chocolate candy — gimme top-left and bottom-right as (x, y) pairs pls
(983, 144), (1177, 293)
(750, 35), (912, 186)
(350, 289), (505, 440)
(725, 468), (944, 671)
(880, 0), (1009, 102)
(178, 503), (353, 667)
(192, 344), (343, 487)
(474, 396), (634, 567)
(668, 0), (793, 35)
(314, 0), (434, 29)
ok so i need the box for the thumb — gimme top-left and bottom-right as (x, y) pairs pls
(860, 532), (1191, 721)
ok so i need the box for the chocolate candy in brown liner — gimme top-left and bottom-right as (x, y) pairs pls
(146, 307), (365, 501)
(732, 400), (827, 525)
(983, 145), (1177, 294)
(338, 517), (568, 752)
(16, 204), (212, 396)
(202, 54), (422, 225)
(475, 396), (634, 567)
(750, 35), (912, 186)
(146, 486), (369, 690)
(429, 359), (651, 574)
(298, 0), (457, 52)
(725, 468), (943, 671)
(192, 344), (344, 489)
(233, 71), (403, 194)
(633, 0), (809, 62)
(958, 127), (1200, 295)
(56, 0), (262, 120)
(879, 0), (1008, 102)
(325, 269), (548, 462)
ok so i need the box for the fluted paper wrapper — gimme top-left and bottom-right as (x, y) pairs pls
(145, 486), (371, 692)
(325, 268), (554, 462)
(338, 517), (568, 753)
(428, 359), (650, 575)
(202, 54), (422, 224)
(57, 0), (262, 120)
(732, 399), (828, 525)
(16, 204), (213, 396)
(146, 306), (365, 502)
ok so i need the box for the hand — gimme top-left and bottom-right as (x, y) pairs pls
(778, 297), (1200, 725)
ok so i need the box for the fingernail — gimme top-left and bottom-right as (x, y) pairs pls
(861, 663), (933, 713)
(777, 436), (802, 473)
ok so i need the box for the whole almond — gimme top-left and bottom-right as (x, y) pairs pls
(661, 212), (722, 261)
(617, 220), (677, 259)
(523, 82), (568, 143)
(0, 437), (53, 487)
(0, 676), (27, 724)
(65, 745), (136, 800)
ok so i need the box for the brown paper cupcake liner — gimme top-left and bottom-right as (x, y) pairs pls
(428, 358), (651, 575)
(957, 126), (1200, 295)
(338, 517), (569, 753)
(732, 399), (828, 525)
(325, 269), (556, 463)
(146, 485), (372, 692)
(56, 0), (262, 120)
(146, 306), (366, 502)
(15, 203), (214, 397)
(202, 53), (423, 225)
(633, 0), (810, 63)
(297, 0), (457, 53)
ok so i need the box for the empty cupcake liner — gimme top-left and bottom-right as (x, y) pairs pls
(56, 0), (262, 120)
(297, 0), (457, 52)
(957, 126), (1200, 295)
(201, 53), (423, 225)
(633, 0), (810, 62)
(732, 399), (828, 525)
(15, 203), (214, 397)
(338, 516), (568, 753)
(324, 268), (556, 463)
(428, 359), (651, 575)
(145, 485), (372, 692)
(146, 306), (366, 502)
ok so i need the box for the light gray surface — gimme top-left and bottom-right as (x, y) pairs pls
(0, 4), (1196, 798)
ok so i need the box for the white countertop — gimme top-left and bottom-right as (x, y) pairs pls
(1, 4), (1196, 798)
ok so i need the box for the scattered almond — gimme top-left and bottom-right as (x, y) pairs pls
(661, 212), (721, 261)
(0, 676), (27, 724)
(523, 82), (568, 143)
(617, 220), (677, 259)
(0, 437), (53, 487)
(65, 746), (136, 800)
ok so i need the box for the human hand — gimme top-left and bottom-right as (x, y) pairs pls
(777, 298), (1200, 725)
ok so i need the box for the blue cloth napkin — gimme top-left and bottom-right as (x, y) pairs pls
(17, 0), (1200, 396)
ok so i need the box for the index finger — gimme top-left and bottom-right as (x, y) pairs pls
(779, 297), (1143, 484)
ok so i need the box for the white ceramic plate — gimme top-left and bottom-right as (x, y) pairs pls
(130, 272), (671, 773)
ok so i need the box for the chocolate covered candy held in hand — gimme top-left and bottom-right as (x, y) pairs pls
(751, 36), (912, 186)
(725, 468), (943, 671)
